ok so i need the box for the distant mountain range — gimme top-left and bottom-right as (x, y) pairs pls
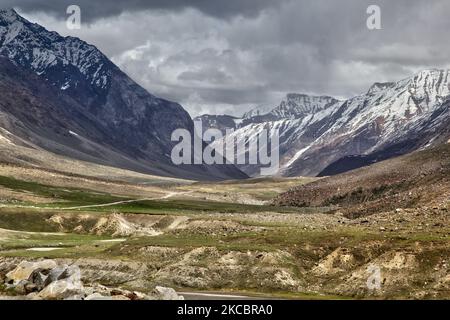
(0, 9), (247, 181)
(197, 70), (450, 177)
(1, 8), (448, 181)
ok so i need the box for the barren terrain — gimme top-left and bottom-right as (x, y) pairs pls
(0, 143), (449, 299)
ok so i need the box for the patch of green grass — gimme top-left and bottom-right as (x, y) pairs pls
(390, 232), (450, 243)
(0, 232), (110, 246)
(0, 231), (117, 259)
(0, 209), (59, 232)
(113, 233), (265, 252)
(63, 199), (309, 215)
(109, 227), (385, 255)
(0, 209), (108, 233)
(0, 243), (114, 259)
(0, 175), (129, 207)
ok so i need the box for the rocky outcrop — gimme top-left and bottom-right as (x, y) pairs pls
(1, 259), (183, 300)
(37, 265), (84, 299)
(6, 260), (57, 284)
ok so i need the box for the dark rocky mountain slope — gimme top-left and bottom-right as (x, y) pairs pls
(0, 9), (246, 181)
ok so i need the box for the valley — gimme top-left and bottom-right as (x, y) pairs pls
(0, 8), (448, 301)
(0, 144), (448, 299)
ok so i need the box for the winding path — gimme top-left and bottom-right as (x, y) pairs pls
(0, 191), (192, 211)
(60, 191), (190, 210)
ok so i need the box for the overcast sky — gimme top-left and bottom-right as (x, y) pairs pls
(6, 0), (450, 116)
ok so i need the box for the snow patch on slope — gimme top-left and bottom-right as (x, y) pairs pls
(0, 9), (111, 91)
(284, 146), (311, 168)
(0, 128), (13, 145)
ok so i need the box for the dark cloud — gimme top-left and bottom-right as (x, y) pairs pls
(7, 0), (450, 116)
(3, 0), (281, 22)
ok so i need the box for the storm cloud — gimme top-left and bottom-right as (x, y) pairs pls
(4, 0), (281, 21)
(5, 0), (450, 116)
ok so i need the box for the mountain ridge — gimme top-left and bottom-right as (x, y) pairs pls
(197, 68), (450, 177)
(0, 9), (247, 181)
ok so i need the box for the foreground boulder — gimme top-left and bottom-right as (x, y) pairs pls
(153, 286), (184, 300)
(37, 266), (83, 300)
(1, 259), (183, 300)
(85, 292), (132, 300)
(6, 260), (57, 283)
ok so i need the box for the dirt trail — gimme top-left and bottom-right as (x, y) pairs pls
(59, 191), (191, 210)
(0, 191), (192, 211)
(0, 228), (66, 237)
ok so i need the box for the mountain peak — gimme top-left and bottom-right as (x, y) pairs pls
(367, 82), (395, 95)
(408, 68), (450, 97)
(406, 68), (448, 83)
(0, 11), (113, 91)
(286, 93), (337, 102)
(365, 69), (450, 101)
(269, 93), (340, 119)
(415, 68), (444, 75)
(242, 93), (341, 121)
(0, 11), (245, 181)
(286, 93), (308, 100)
(0, 8), (21, 23)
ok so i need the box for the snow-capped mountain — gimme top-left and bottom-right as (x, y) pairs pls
(193, 114), (241, 136)
(198, 69), (450, 177)
(236, 94), (342, 128)
(196, 93), (343, 176)
(196, 93), (342, 131)
(242, 104), (275, 119)
(294, 69), (450, 176)
(0, 9), (246, 180)
(0, 9), (111, 93)
(266, 94), (341, 120)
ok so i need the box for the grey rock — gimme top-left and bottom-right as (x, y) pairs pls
(153, 286), (184, 300)
(64, 295), (85, 300)
(85, 293), (113, 300)
(37, 277), (84, 300)
(28, 268), (50, 290)
(44, 266), (68, 287)
(11, 280), (29, 295)
(6, 260), (57, 283)
(37, 266), (83, 300)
